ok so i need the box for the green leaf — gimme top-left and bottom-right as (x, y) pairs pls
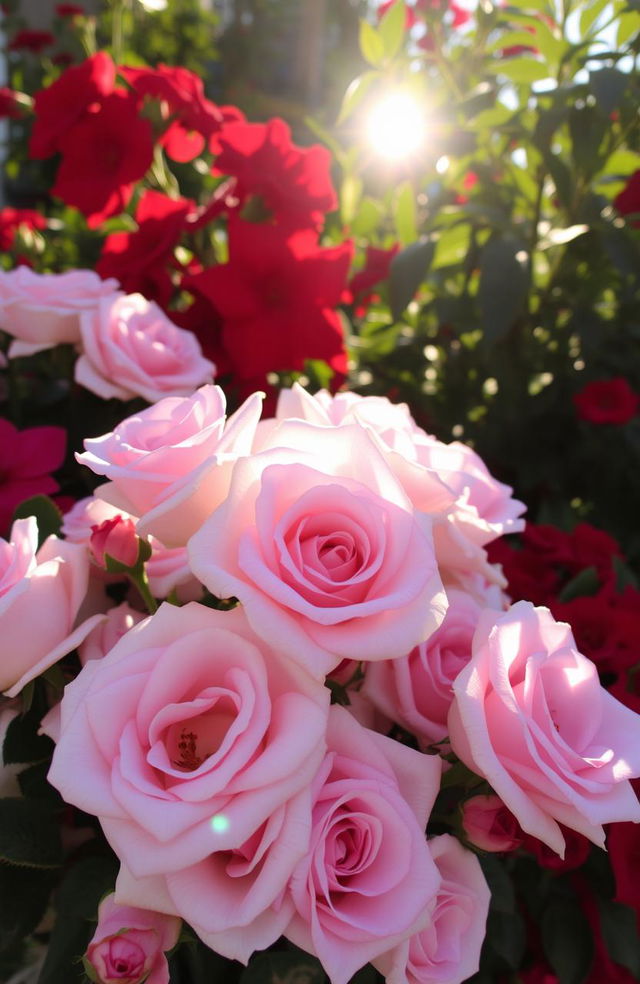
(598, 898), (640, 977)
(388, 239), (434, 321)
(304, 115), (344, 164)
(378, 0), (405, 59)
(359, 19), (386, 67)
(486, 910), (526, 969)
(38, 856), (119, 984)
(0, 863), (56, 954)
(340, 173), (364, 225)
(617, 9), (640, 44)
(3, 707), (54, 766)
(432, 223), (471, 269)
(351, 196), (385, 237)
(336, 71), (380, 126)
(589, 67), (628, 117)
(479, 855), (516, 913)
(486, 57), (550, 84)
(11, 495), (62, 549)
(580, 0), (610, 36)
(542, 899), (594, 984)
(0, 798), (63, 869)
(239, 949), (326, 984)
(613, 554), (639, 591)
(478, 236), (529, 345)
(557, 565), (599, 602)
(538, 224), (589, 249)
(394, 180), (418, 245)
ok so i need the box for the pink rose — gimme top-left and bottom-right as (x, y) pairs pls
(78, 602), (145, 665)
(0, 267), (119, 358)
(461, 794), (523, 852)
(361, 588), (483, 745)
(448, 601), (640, 855)
(48, 602), (329, 882)
(75, 292), (215, 402)
(76, 385), (263, 547)
(189, 420), (448, 678)
(0, 517), (103, 696)
(89, 515), (139, 569)
(375, 834), (491, 984)
(146, 537), (202, 602)
(285, 706), (442, 984)
(62, 496), (134, 549)
(85, 894), (180, 984)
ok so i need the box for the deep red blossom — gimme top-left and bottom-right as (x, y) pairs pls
(523, 826), (590, 872)
(56, 3), (85, 14)
(29, 52), (116, 159)
(348, 244), (400, 302)
(0, 208), (46, 252)
(97, 190), (192, 305)
(52, 91), (154, 227)
(8, 30), (55, 53)
(121, 64), (239, 162)
(214, 118), (337, 229)
(573, 377), (639, 424)
(549, 593), (639, 679)
(0, 87), (26, 120)
(185, 218), (353, 380)
(0, 420), (66, 536)
(614, 169), (640, 223)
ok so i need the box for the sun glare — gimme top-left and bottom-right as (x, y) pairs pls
(365, 90), (427, 162)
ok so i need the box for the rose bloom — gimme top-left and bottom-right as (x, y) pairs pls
(79, 602), (145, 665)
(0, 267), (120, 358)
(461, 794), (523, 852)
(573, 378), (639, 425)
(0, 517), (103, 697)
(0, 419), (66, 535)
(75, 292), (215, 403)
(448, 601), (640, 856)
(85, 894), (180, 984)
(189, 419), (448, 678)
(361, 588), (482, 745)
(76, 385), (263, 547)
(47, 602), (330, 889)
(375, 834), (491, 984)
(285, 706), (442, 984)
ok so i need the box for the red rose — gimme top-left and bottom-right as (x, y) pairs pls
(0, 208), (46, 252)
(29, 53), (116, 159)
(52, 91), (154, 227)
(214, 118), (337, 229)
(522, 826), (590, 872)
(97, 190), (192, 306)
(573, 377), (639, 424)
(185, 218), (352, 380)
(566, 521), (621, 583)
(486, 537), (561, 605)
(0, 420), (66, 535)
(614, 170), (640, 224)
(8, 30), (55, 53)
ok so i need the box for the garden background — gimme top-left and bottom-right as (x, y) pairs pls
(1, 0), (640, 982)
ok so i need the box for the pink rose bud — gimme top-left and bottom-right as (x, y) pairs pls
(462, 794), (523, 852)
(89, 516), (139, 569)
(85, 894), (180, 984)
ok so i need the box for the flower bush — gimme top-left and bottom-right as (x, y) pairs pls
(0, 1), (639, 983)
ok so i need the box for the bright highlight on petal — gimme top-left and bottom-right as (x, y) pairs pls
(365, 90), (427, 162)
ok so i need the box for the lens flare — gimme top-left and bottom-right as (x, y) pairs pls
(211, 813), (230, 834)
(366, 90), (426, 162)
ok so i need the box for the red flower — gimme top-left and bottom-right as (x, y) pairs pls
(121, 64), (237, 163)
(0, 208), (46, 252)
(348, 243), (400, 302)
(573, 377), (639, 424)
(550, 591), (640, 679)
(0, 420), (66, 536)
(214, 118), (337, 229)
(8, 29), (55, 53)
(90, 516), (139, 569)
(450, 1), (473, 26)
(566, 522), (622, 582)
(0, 87), (26, 120)
(523, 826), (590, 872)
(185, 218), (353, 380)
(56, 3), (85, 14)
(52, 91), (154, 227)
(614, 170), (640, 224)
(377, 1), (418, 30)
(97, 190), (192, 305)
(29, 53), (116, 159)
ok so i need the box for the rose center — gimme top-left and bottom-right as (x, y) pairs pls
(167, 698), (237, 772)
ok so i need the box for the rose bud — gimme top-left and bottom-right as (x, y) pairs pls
(461, 794), (523, 853)
(89, 516), (139, 569)
(85, 894), (180, 984)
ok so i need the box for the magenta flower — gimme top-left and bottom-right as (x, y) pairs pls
(0, 420), (66, 534)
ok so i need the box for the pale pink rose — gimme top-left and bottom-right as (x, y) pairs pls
(0, 702), (21, 797)
(48, 603), (329, 884)
(361, 588), (482, 745)
(85, 893), (180, 984)
(75, 292), (215, 403)
(461, 794), (523, 853)
(188, 420), (448, 678)
(146, 537), (202, 602)
(285, 706), (442, 984)
(76, 385), (263, 547)
(0, 517), (103, 697)
(89, 515), (139, 569)
(448, 601), (640, 855)
(375, 834), (491, 984)
(271, 385), (523, 582)
(78, 602), (146, 665)
(0, 267), (119, 358)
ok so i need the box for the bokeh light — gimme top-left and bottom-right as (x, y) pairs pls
(211, 813), (230, 834)
(365, 90), (427, 162)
